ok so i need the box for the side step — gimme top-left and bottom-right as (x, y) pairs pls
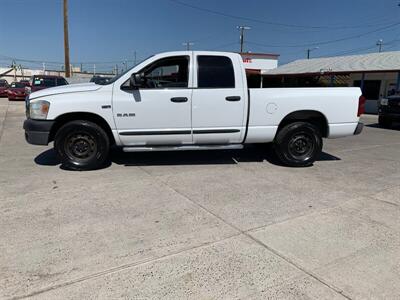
(122, 144), (244, 152)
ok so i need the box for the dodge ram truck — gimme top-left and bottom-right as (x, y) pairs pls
(24, 51), (364, 170)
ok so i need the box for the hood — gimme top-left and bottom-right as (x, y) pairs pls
(29, 82), (102, 100)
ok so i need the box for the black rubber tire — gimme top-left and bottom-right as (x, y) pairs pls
(274, 122), (322, 167)
(378, 116), (392, 128)
(54, 120), (110, 171)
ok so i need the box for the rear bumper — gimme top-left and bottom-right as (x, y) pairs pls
(23, 119), (55, 145)
(353, 122), (364, 135)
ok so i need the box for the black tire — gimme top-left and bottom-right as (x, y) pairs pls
(378, 116), (392, 128)
(54, 120), (110, 171)
(274, 122), (322, 167)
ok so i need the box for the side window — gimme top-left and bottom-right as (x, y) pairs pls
(57, 78), (68, 86)
(142, 56), (189, 88)
(197, 56), (235, 88)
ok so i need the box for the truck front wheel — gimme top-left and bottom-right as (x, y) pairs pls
(274, 122), (322, 167)
(54, 120), (110, 171)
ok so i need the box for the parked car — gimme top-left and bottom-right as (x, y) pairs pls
(0, 79), (9, 97)
(25, 75), (68, 95)
(90, 76), (113, 85)
(7, 81), (30, 101)
(24, 51), (364, 170)
(19, 80), (30, 86)
(378, 96), (400, 128)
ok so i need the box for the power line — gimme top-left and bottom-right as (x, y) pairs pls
(0, 53), (139, 66)
(168, 0), (400, 30)
(246, 21), (400, 49)
(315, 45), (378, 58)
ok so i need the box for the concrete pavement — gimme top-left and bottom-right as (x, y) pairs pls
(0, 98), (399, 299)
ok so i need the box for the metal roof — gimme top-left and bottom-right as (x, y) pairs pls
(265, 51), (400, 75)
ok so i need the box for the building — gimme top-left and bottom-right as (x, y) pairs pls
(239, 52), (279, 88)
(0, 66), (112, 84)
(263, 51), (400, 113)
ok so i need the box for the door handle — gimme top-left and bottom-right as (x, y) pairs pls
(171, 97), (188, 103)
(225, 96), (241, 101)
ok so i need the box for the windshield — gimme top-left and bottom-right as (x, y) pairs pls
(95, 55), (154, 85)
(10, 82), (25, 88)
(32, 77), (57, 87)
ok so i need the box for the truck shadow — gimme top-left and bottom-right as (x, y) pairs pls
(34, 145), (341, 169)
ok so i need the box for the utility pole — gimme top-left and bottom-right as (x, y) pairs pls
(237, 26), (251, 53)
(182, 42), (194, 50)
(133, 51), (137, 65)
(12, 60), (16, 81)
(307, 47), (319, 59)
(376, 39), (384, 53)
(63, 0), (71, 77)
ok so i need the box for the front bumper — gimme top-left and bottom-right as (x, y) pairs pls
(23, 119), (55, 145)
(353, 122), (364, 135)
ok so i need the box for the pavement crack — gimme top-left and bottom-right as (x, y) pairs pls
(243, 234), (353, 300)
(10, 233), (241, 300)
(152, 172), (354, 300)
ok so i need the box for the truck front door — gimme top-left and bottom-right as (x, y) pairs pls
(191, 54), (247, 144)
(112, 55), (193, 146)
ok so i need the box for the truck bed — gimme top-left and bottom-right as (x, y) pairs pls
(245, 87), (362, 143)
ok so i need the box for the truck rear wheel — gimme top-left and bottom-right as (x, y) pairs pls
(54, 120), (110, 171)
(274, 122), (322, 167)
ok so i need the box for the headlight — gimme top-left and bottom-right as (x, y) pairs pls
(380, 98), (388, 106)
(29, 100), (50, 120)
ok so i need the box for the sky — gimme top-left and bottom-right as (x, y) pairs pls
(1, 0), (400, 72)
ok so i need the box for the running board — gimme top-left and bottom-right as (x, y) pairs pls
(122, 144), (244, 152)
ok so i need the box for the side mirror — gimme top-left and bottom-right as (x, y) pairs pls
(130, 73), (144, 89)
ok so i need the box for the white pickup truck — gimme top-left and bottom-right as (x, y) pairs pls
(24, 51), (364, 170)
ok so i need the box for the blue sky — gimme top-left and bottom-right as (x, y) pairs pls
(1, 0), (400, 72)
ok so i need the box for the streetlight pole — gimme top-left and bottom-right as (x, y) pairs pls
(63, 0), (71, 78)
(237, 26), (251, 53)
(307, 47), (319, 59)
(376, 39), (384, 53)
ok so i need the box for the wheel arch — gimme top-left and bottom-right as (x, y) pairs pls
(49, 112), (116, 145)
(278, 110), (329, 138)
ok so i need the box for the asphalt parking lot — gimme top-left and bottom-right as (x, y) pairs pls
(1, 97), (399, 299)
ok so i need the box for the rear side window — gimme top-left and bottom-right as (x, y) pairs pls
(197, 56), (235, 88)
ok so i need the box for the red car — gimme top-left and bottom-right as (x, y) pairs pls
(0, 79), (9, 97)
(26, 75), (68, 95)
(7, 81), (30, 101)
